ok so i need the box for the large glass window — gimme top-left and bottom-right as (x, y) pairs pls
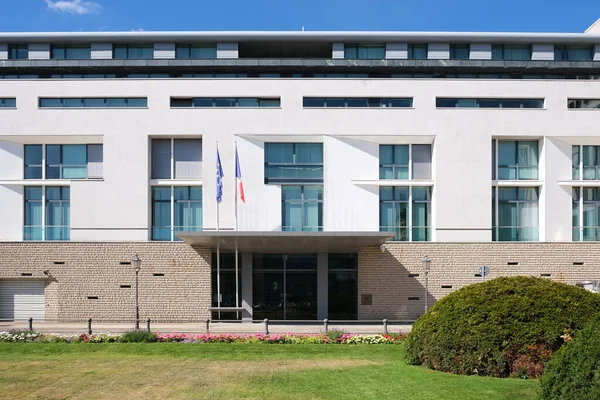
(573, 188), (600, 241)
(46, 145), (87, 179)
(344, 45), (385, 59)
(379, 144), (431, 179)
(380, 186), (431, 241)
(492, 45), (531, 60)
(493, 187), (539, 241)
(24, 187), (42, 240)
(45, 187), (70, 241)
(176, 44), (217, 59)
(264, 143), (323, 184)
(51, 45), (91, 59)
(328, 254), (358, 320)
(113, 44), (153, 59)
(574, 145), (600, 180)
(152, 186), (202, 241)
(450, 44), (470, 60)
(496, 140), (539, 180)
(9, 45), (28, 59)
(555, 46), (593, 61)
(211, 252), (242, 320)
(151, 138), (202, 180)
(408, 44), (428, 59)
(24, 145), (43, 179)
(281, 186), (323, 232)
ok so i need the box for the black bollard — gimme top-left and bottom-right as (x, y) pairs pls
(146, 318), (151, 333)
(87, 318), (92, 335)
(264, 318), (269, 335)
(28, 317), (33, 332)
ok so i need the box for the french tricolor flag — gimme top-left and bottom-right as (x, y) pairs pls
(235, 146), (245, 203)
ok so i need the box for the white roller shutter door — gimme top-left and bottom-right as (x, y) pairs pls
(0, 280), (46, 321)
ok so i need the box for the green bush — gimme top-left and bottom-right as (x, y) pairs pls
(405, 276), (600, 377)
(539, 313), (600, 399)
(120, 330), (158, 343)
(325, 329), (346, 342)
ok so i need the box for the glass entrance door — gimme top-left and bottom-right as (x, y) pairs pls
(253, 254), (318, 320)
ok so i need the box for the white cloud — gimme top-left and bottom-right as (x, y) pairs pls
(45, 0), (102, 15)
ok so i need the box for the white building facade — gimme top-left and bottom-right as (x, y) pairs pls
(1, 29), (600, 322)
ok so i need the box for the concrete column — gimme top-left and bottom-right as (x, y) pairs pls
(385, 43), (407, 59)
(317, 253), (328, 320)
(91, 43), (112, 59)
(154, 43), (175, 59)
(217, 42), (238, 59)
(0, 44), (7, 60)
(470, 43), (492, 60)
(532, 44), (554, 60)
(332, 43), (344, 59)
(428, 43), (449, 59)
(28, 44), (50, 60)
(241, 252), (253, 321)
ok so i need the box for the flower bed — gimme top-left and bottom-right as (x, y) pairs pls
(0, 330), (406, 344)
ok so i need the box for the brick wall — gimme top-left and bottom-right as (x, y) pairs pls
(359, 243), (600, 321)
(0, 242), (211, 322)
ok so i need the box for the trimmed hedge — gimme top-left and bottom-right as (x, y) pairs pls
(539, 313), (600, 399)
(405, 276), (600, 377)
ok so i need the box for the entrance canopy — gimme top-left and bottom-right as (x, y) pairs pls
(176, 231), (393, 253)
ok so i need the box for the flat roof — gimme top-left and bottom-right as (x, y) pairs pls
(0, 31), (600, 44)
(176, 231), (393, 253)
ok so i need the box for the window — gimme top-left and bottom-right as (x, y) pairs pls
(39, 98), (147, 108)
(344, 45), (386, 59)
(450, 44), (470, 60)
(572, 145), (600, 180)
(408, 44), (428, 59)
(175, 44), (217, 59)
(379, 144), (432, 180)
(303, 98), (413, 108)
(151, 139), (202, 180)
(492, 187), (539, 241)
(24, 186), (70, 241)
(0, 98), (16, 108)
(170, 97), (280, 108)
(492, 45), (531, 60)
(211, 252), (242, 320)
(281, 186), (323, 232)
(495, 140), (538, 180)
(437, 98), (544, 108)
(328, 254), (358, 320)
(9, 45), (28, 59)
(113, 44), (153, 59)
(41, 144), (103, 179)
(555, 46), (593, 61)
(264, 143), (323, 184)
(568, 99), (600, 109)
(51, 45), (91, 59)
(573, 188), (600, 241)
(380, 186), (431, 241)
(152, 186), (202, 241)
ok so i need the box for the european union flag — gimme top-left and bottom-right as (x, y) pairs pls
(216, 147), (224, 203)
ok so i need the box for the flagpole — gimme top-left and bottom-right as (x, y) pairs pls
(234, 141), (239, 319)
(216, 141), (221, 320)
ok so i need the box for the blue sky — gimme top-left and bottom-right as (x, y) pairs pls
(4, 0), (600, 32)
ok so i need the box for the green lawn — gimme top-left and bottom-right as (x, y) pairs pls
(0, 343), (538, 400)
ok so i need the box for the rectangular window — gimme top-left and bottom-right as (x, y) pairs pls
(24, 145), (43, 179)
(24, 187), (43, 240)
(45, 144), (91, 179)
(113, 44), (154, 59)
(450, 44), (470, 60)
(555, 46), (593, 61)
(281, 185), (323, 232)
(0, 98), (16, 108)
(328, 254), (358, 320)
(492, 45), (531, 60)
(39, 98), (147, 108)
(152, 186), (203, 241)
(170, 97), (280, 108)
(379, 186), (431, 241)
(408, 44), (428, 59)
(51, 45), (91, 59)
(493, 187), (539, 242)
(175, 44), (217, 59)
(582, 146), (600, 180)
(303, 98), (413, 108)
(45, 187), (70, 241)
(568, 99), (600, 109)
(344, 45), (385, 59)
(151, 138), (203, 180)
(496, 140), (538, 180)
(437, 98), (544, 108)
(379, 144), (431, 179)
(264, 143), (323, 184)
(9, 45), (28, 59)
(573, 188), (600, 241)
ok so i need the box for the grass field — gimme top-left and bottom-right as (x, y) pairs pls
(0, 343), (538, 400)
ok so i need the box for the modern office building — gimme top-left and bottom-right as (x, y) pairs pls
(1, 23), (600, 322)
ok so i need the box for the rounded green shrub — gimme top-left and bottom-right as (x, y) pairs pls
(404, 276), (600, 377)
(120, 330), (158, 343)
(539, 313), (600, 400)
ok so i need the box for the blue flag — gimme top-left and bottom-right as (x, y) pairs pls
(216, 147), (224, 203)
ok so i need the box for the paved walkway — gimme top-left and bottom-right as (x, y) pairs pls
(0, 321), (412, 335)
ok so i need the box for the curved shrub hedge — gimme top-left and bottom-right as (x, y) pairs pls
(404, 276), (600, 378)
(539, 314), (600, 399)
